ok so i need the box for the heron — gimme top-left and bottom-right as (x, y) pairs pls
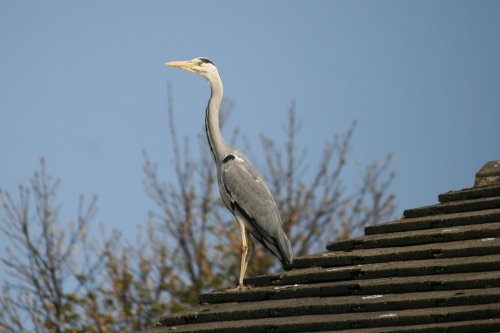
(166, 57), (293, 289)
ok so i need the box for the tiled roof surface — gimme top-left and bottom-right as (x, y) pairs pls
(149, 162), (500, 332)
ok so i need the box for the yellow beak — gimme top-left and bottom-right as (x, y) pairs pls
(165, 60), (196, 70)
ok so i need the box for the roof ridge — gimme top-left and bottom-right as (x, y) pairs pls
(439, 184), (500, 203)
(156, 303), (500, 332)
(403, 194), (500, 218)
(293, 235), (500, 270)
(160, 288), (500, 327)
(200, 270), (500, 304)
(364, 207), (500, 235)
(327, 220), (500, 251)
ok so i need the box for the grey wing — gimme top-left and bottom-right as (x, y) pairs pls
(221, 153), (293, 266)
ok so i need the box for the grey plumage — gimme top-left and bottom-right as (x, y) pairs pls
(166, 57), (293, 288)
(220, 152), (292, 266)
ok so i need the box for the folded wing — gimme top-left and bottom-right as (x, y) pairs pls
(220, 153), (293, 266)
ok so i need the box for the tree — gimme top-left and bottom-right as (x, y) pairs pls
(0, 94), (396, 331)
(142, 90), (396, 308)
(0, 158), (103, 332)
(0, 160), (173, 332)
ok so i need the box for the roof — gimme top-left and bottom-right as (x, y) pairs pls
(148, 161), (500, 332)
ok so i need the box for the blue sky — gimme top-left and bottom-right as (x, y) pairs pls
(1, 1), (500, 245)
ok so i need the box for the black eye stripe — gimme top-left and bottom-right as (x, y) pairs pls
(198, 57), (214, 65)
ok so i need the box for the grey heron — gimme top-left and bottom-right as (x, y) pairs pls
(166, 57), (293, 289)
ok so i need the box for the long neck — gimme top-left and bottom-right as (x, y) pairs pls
(205, 73), (227, 165)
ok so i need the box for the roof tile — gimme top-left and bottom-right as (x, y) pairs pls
(147, 167), (500, 332)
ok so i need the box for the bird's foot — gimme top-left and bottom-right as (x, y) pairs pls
(222, 284), (253, 292)
(235, 284), (253, 291)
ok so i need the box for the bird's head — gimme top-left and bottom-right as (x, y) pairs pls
(165, 57), (218, 79)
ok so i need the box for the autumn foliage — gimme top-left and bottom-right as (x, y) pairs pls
(0, 97), (395, 332)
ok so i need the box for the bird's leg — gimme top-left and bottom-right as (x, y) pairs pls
(236, 215), (253, 289)
(242, 229), (253, 284)
(239, 228), (253, 288)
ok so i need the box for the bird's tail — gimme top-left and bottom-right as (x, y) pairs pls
(277, 229), (293, 268)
